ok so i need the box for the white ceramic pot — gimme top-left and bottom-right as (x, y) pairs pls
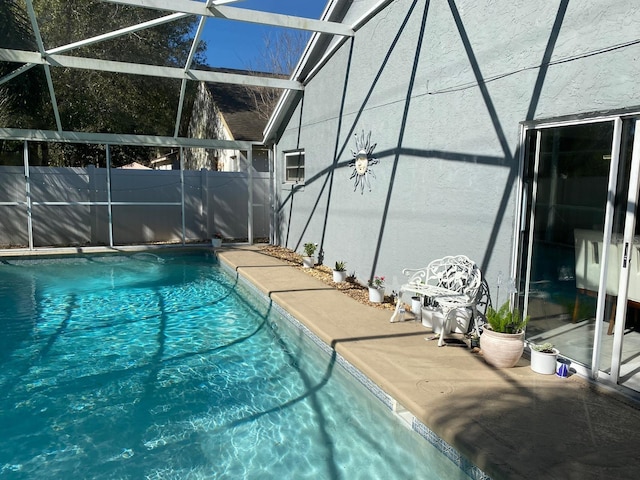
(452, 308), (472, 333)
(368, 286), (384, 303)
(211, 238), (222, 248)
(302, 256), (315, 268)
(333, 270), (347, 282)
(422, 306), (445, 332)
(480, 329), (524, 368)
(411, 297), (422, 321)
(530, 347), (559, 375)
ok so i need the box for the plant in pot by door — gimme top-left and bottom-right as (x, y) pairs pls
(529, 342), (559, 375)
(480, 301), (528, 368)
(367, 276), (385, 303)
(333, 261), (347, 282)
(301, 242), (318, 268)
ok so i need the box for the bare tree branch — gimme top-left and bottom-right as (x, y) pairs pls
(245, 30), (308, 121)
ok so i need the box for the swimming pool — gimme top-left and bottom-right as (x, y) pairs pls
(0, 251), (475, 479)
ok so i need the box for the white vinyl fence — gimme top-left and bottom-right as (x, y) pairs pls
(0, 165), (270, 248)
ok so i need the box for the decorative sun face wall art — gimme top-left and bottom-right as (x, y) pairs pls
(349, 130), (378, 194)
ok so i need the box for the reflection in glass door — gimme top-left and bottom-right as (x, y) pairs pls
(522, 121), (615, 371)
(521, 117), (640, 393)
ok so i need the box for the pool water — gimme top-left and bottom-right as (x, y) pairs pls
(0, 251), (470, 479)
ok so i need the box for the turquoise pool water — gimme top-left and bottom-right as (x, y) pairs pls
(0, 251), (471, 479)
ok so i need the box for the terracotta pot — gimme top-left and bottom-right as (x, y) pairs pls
(480, 328), (524, 368)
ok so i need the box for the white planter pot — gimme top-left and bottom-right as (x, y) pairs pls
(421, 306), (445, 332)
(411, 297), (422, 321)
(333, 270), (347, 282)
(211, 238), (222, 248)
(368, 287), (384, 303)
(302, 256), (315, 268)
(530, 347), (559, 375)
(452, 308), (472, 333)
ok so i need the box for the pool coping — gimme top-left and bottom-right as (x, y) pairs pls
(215, 246), (640, 480)
(221, 257), (489, 480)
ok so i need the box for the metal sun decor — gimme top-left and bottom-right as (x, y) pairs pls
(349, 130), (378, 194)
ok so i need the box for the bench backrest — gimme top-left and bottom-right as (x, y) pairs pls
(406, 255), (482, 300)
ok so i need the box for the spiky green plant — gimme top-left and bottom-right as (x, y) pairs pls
(486, 301), (528, 334)
(334, 260), (346, 272)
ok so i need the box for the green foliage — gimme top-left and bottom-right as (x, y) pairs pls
(334, 260), (346, 272)
(531, 342), (555, 353)
(303, 242), (317, 256)
(0, 0), (47, 131)
(1, 0), (204, 166)
(486, 301), (528, 334)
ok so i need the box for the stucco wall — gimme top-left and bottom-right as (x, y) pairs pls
(273, 0), (640, 295)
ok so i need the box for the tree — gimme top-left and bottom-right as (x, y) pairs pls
(0, 0), (48, 162)
(245, 29), (309, 121)
(2, 0), (205, 166)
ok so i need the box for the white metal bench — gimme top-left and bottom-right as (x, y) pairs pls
(390, 255), (483, 346)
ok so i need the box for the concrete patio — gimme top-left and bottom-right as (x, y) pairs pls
(217, 246), (640, 480)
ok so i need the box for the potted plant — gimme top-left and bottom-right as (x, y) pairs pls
(480, 301), (528, 368)
(301, 242), (318, 268)
(367, 276), (385, 303)
(211, 233), (223, 248)
(529, 342), (559, 375)
(333, 261), (347, 282)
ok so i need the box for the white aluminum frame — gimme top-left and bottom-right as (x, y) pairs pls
(0, 0), (359, 250)
(517, 111), (640, 387)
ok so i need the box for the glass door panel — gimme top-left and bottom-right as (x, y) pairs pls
(610, 119), (640, 390)
(523, 121), (614, 369)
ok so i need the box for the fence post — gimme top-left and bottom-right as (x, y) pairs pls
(247, 148), (253, 244)
(106, 144), (114, 247)
(23, 141), (33, 250)
(201, 167), (208, 239)
(180, 147), (186, 245)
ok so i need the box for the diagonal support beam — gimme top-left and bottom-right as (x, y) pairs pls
(48, 12), (191, 56)
(0, 63), (37, 86)
(101, 0), (354, 37)
(174, 15), (208, 137)
(25, 0), (63, 132)
(1, 12), (190, 86)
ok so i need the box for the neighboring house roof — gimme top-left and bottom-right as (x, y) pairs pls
(119, 161), (151, 169)
(204, 81), (263, 141)
(203, 68), (286, 142)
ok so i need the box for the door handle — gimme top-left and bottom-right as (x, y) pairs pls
(623, 241), (630, 268)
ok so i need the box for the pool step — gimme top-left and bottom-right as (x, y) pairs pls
(391, 400), (414, 430)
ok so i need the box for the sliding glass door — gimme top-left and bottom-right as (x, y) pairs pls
(520, 116), (640, 392)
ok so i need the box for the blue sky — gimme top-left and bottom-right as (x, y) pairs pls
(200, 0), (328, 70)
